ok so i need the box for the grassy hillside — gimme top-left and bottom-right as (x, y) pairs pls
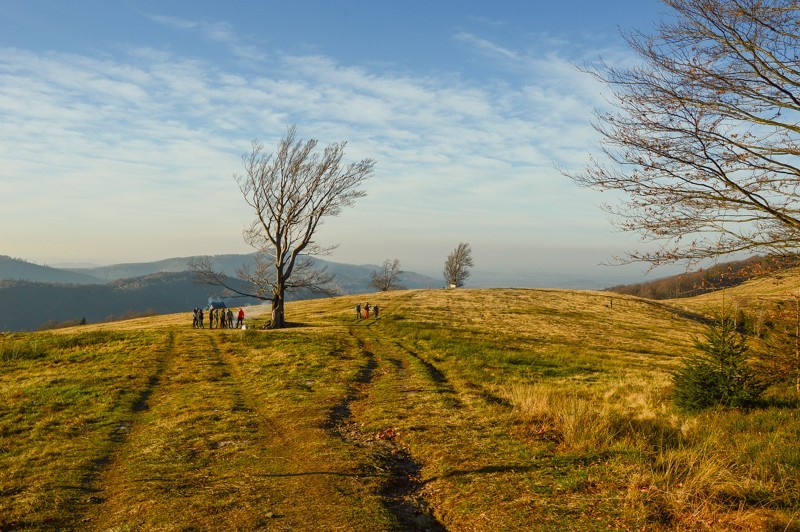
(607, 255), (800, 300)
(1, 288), (798, 530)
(669, 266), (800, 315)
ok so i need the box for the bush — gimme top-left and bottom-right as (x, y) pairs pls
(754, 299), (800, 397)
(673, 311), (766, 412)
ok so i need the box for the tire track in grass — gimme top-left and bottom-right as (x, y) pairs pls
(199, 329), (391, 529)
(80, 330), (279, 529)
(391, 341), (463, 409)
(391, 336), (514, 410)
(324, 343), (378, 440)
(74, 330), (176, 516)
(324, 328), (446, 530)
(78, 328), (192, 526)
(352, 324), (533, 530)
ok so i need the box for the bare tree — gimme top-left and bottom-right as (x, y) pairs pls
(192, 126), (375, 328)
(443, 242), (474, 288)
(565, 0), (800, 268)
(369, 258), (405, 291)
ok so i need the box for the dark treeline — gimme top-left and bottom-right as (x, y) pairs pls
(606, 255), (800, 300)
(0, 272), (260, 332)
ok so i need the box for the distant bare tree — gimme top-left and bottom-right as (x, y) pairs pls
(443, 242), (474, 288)
(564, 0), (800, 268)
(192, 126), (375, 328)
(369, 258), (405, 291)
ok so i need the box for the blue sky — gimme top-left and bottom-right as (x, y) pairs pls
(0, 0), (678, 287)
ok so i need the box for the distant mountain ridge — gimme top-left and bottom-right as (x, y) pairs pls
(0, 272), (261, 332)
(65, 256), (208, 282)
(0, 256), (105, 285)
(1, 253), (440, 289)
(0, 254), (440, 331)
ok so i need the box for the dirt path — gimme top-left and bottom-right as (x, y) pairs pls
(329, 326), (448, 530)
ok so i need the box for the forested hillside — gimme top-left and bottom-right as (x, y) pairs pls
(607, 255), (800, 300)
(0, 272), (260, 331)
(0, 254), (439, 331)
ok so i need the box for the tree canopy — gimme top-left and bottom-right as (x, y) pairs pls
(443, 242), (474, 288)
(370, 258), (405, 292)
(567, 0), (800, 267)
(193, 126), (375, 328)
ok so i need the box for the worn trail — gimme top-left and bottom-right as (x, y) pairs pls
(324, 326), (448, 530)
(79, 330), (278, 529)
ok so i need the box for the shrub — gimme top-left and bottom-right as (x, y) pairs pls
(673, 311), (766, 412)
(753, 298), (800, 397)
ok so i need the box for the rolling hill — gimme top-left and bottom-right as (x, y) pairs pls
(1, 286), (798, 529)
(606, 255), (800, 300)
(0, 255), (105, 284)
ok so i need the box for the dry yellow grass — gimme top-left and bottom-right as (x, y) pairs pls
(2, 287), (799, 530)
(670, 266), (800, 315)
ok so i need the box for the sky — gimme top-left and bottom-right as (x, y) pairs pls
(0, 0), (682, 287)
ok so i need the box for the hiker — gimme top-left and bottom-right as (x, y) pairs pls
(355, 303), (362, 319)
(227, 308), (234, 329)
(198, 308), (204, 328)
(364, 302), (370, 319)
(237, 308), (244, 328)
(373, 305), (379, 320)
(192, 308), (198, 328)
(220, 307), (227, 329)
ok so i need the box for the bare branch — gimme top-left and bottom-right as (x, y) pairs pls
(565, 0), (800, 267)
(443, 243), (474, 288)
(227, 126), (374, 328)
(189, 256), (272, 301)
(370, 258), (405, 291)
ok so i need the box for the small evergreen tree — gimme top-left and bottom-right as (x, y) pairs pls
(673, 310), (766, 412)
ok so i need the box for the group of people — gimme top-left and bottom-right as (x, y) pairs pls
(354, 302), (379, 320)
(192, 307), (245, 329)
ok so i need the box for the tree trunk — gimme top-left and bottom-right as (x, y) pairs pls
(794, 296), (800, 396)
(269, 284), (285, 329)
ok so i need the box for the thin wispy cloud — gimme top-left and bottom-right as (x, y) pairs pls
(0, 3), (649, 280)
(149, 14), (267, 63)
(453, 32), (519, 60)
(149, 15), (198, 30)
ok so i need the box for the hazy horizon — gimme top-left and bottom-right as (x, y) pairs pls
(9, 249), (687, 291)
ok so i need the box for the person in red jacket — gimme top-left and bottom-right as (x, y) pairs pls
(236, 308), (245, 328)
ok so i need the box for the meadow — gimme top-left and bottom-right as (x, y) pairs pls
(1, 287), (799, 530)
